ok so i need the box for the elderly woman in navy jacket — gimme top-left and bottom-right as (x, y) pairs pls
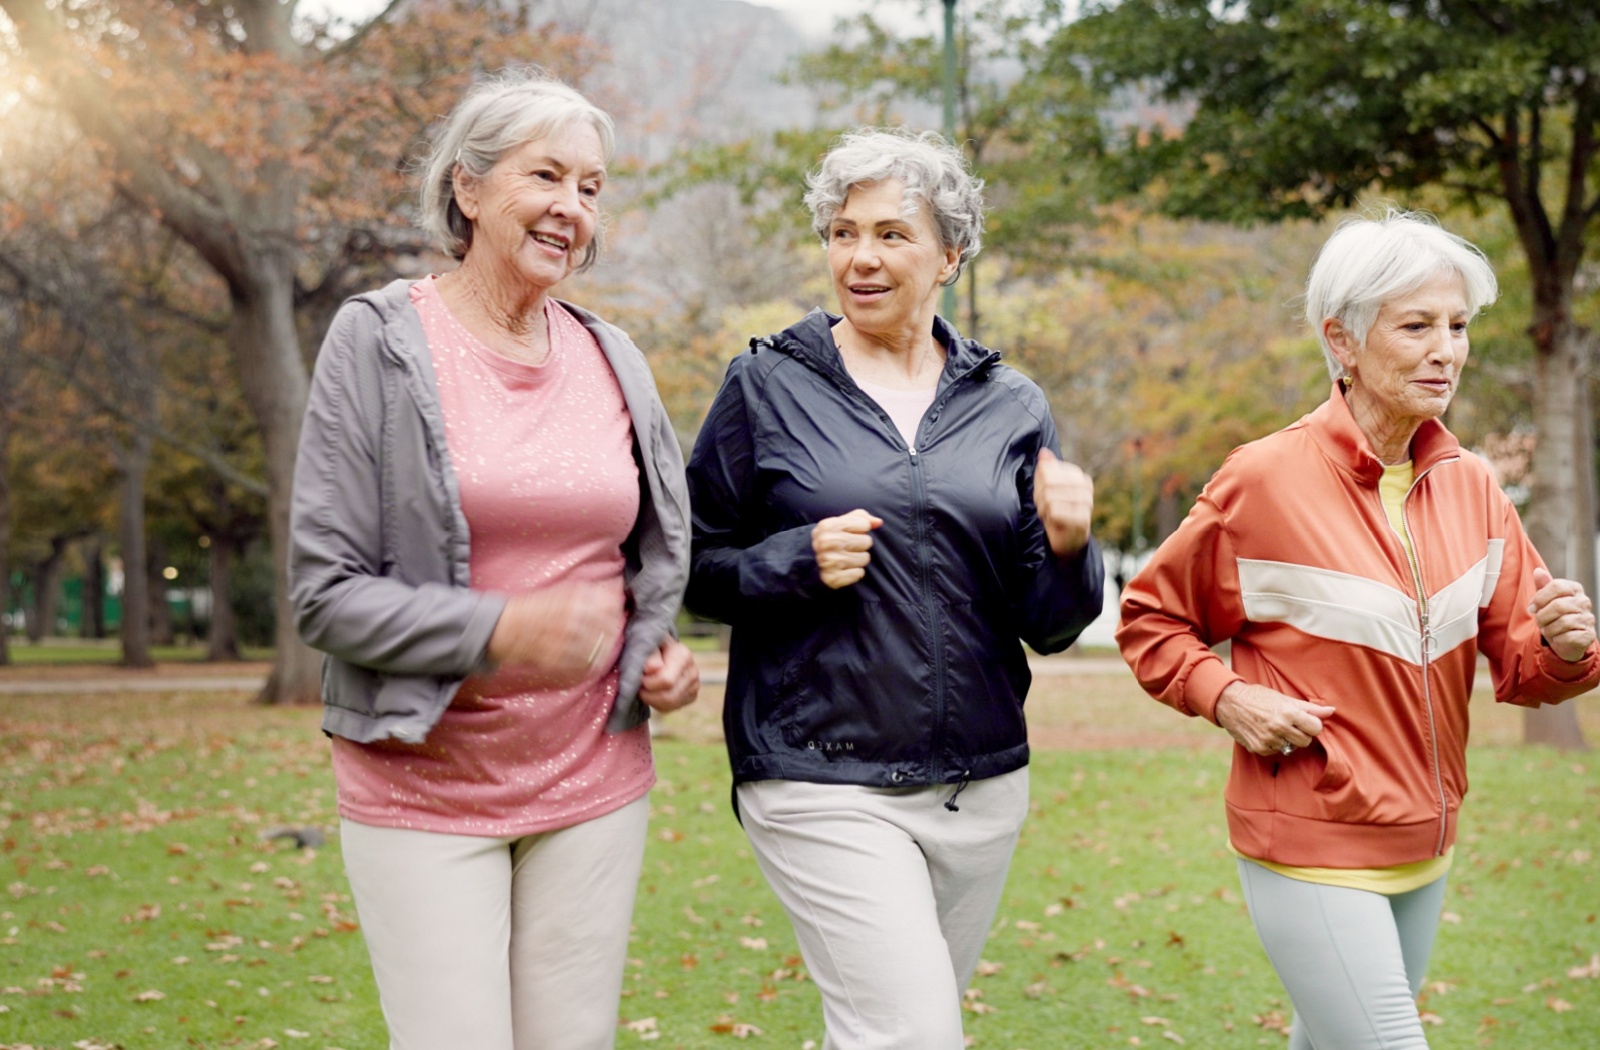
(686, 127), (1104, 1049)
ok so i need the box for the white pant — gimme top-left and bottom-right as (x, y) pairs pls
(1238, 858), (1448, 1050)
(339, 795), (649, 1050)
(737, 769), (1029, 1050)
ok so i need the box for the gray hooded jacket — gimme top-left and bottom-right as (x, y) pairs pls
(289, 279), (690, 744)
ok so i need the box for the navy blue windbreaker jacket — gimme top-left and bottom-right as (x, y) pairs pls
(686, 309), (1104, 789)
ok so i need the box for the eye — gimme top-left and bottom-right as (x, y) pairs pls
(531, 169), (558, 183)
(581, 182), (602, 199)
(830, 227), (854, 241)
(1451, 320), (1469, 334)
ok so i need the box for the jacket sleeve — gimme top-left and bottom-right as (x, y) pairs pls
(1478, 488), (1600, 706)
(288, 300), (505, 677)
(1115, 483), (1248, 724)
(1010, 411), (1106, 654)
(684, 352), (832, 624)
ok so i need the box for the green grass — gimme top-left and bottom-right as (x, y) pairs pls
(1, 641), (273, 666)
(1, 692), (1596, 1049)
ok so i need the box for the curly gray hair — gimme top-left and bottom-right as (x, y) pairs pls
(803, 127), (985, 286)
(418, 68), (615, 270)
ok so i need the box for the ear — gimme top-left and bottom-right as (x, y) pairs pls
(938, 245), (961, 284)
(1323, 317), (1360, 374)
(451, 164), (480, 222)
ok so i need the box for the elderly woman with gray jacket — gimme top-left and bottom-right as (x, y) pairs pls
(289, 70), (696, 1050)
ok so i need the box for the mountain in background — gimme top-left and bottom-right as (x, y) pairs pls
(538, 0), (818, 162)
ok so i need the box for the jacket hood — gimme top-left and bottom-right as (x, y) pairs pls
(760, 308), (1000, 385)
(1307, 381), (1461, 485)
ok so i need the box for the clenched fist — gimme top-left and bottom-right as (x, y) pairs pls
(1034, 448), (1094, 557)
(811, 509), (883, 589)
(1530, 567), (1598, 662)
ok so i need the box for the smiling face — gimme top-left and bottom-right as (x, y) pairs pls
(1327, 270), (1472, 457)
(826, 179), (960, 343)
(453, 121), (605, 295)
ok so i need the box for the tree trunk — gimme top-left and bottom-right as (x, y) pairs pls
(230, 261), (319, 704)
(0, 408), (9, 666)
(27, 536), (69, 643)
(1521, 310), (1590, 750)
(80, 534), (106, 639)
(206, 534), (241, 662)
(117, 435), (154, 668)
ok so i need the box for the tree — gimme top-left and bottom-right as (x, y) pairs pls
(0, 0), (596, 700)
(1051, 0), (1600, 748)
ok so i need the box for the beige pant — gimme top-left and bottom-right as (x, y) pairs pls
(339, 794), (649, 1050)
(737, 768), (1029, 1050)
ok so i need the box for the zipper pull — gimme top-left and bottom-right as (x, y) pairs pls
(908, 445), (918, 457)
(1419, 609), (1435, 656)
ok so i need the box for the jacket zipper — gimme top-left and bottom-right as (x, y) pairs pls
(786, 332), (999, 786)
(1397, 460), (1455, 855)
(912, 353), (997, 784)
(906, 436), (947, 780)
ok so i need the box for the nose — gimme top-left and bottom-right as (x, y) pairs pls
(1426, 322), (1458, 363)
(548, 178), (581, 216)
(851, 237), (881, 271)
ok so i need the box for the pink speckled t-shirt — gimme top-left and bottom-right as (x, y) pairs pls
(331, 277), (655, 836)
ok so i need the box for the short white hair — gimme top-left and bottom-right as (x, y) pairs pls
(803, 127), (985, 286)
(1305, 207), (1499, 380)
(419, 68), (615, 268)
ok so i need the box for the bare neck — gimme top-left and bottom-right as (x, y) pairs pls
(833, 316), (944, 390)
(436, 257), (552, 363)
(1345, 385), (1421, 466)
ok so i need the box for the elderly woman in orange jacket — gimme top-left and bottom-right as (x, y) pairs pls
(1117, 209), (1598, 1050)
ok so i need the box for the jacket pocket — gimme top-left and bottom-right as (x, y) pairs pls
(1291, 722), (1395, 824)
(1311, 726), (1353, 793)
(774, 599), (930, 762)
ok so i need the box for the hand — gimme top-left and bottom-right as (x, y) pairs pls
(1214, 681), (1337, 758)
(639, 638), (700, 712)
(485, 580), (625, 686)
(1530, 567), (1598, 662)
(812, 509), (883, 589)
(1034, 448), (1094, 557)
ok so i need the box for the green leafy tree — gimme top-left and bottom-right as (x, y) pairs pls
(1051, 0), (1600, 748)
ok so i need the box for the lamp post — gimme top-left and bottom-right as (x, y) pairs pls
(940, 0), (958, 324)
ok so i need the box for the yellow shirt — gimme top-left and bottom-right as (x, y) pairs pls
(1234, 461), (1452, 894)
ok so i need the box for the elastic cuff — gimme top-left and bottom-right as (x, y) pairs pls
(1183, 660), (1244, 725)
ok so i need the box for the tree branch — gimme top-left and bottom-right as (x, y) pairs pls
(323, 0), (409, 59)
(0, 0), (249, 282)
(40, 351), (270, 498)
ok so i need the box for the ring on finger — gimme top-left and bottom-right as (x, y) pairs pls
(1279, 743), (1294, 756)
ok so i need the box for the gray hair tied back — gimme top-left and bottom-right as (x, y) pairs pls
(419, 67), (616, 270)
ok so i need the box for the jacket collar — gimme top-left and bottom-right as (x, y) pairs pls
(762, 308), (1000, 386)
(1307, 381), (1461, 485)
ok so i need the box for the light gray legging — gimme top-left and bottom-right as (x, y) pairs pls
(1237, 858), (1449, 1050)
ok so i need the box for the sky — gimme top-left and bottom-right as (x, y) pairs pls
(302, 0), (939, 41)
(751, 0), (937, 38)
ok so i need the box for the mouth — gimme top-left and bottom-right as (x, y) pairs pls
(529, 231), (570, 254)
(848, 284), (891, 296)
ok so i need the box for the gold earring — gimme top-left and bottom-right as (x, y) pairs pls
(1340, 374), (1354, 389)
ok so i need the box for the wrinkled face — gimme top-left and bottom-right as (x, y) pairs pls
(454, 122), (605, 292)
(1335, 271), (1472, 431)
(826, 178), (960, 336)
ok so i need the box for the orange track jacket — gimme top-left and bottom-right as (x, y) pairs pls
(1117, 387), (1600, 868)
